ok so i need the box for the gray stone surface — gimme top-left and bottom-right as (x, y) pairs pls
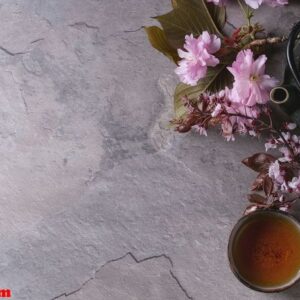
(1, 0), (300, 299)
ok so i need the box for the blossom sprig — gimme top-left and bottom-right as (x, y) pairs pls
(242, 126), (300, 214)
(145, 1), (300, 212)
(266, 128), (300, 194)
(172, 48), (277, 139)
(171, 89), (263, 141)
(175, 29), (280, 88)
(171, 43), (300, 211)
(171, 85), (300, 211)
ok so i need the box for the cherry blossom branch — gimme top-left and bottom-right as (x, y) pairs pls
(227, 112), (296, 158)
(243, 36), (287, 49)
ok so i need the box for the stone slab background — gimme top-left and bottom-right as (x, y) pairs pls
(0, 0), (300, 299)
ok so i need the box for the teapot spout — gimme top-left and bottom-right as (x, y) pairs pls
(270, 85), (300, 112)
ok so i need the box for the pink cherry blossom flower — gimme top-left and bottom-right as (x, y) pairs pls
(265, 138), (277, 151)
(286, 123), (297, 130)
(245, 0), (263, 8)
(279, 206), (289, 212)
(280, 181), (290, 192)
(289, 176), (300, 192)
(194, 125), (208, 136)
(264, 131), (300, 164)
(227, 49), (278, 106)
(292, 134), (300, 144)
(175, 32), (221, 86)
(269, 160), (284, 184)
(206, 0), (227, 6)
(211, 103), (222, 117)
(278, 147), (292, 162)
(245, 0), (288, 8)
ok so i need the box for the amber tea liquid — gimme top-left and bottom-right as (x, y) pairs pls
(230, 211), (300, 290)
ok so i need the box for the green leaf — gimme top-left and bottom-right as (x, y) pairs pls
(206, 2), (226, 32)
(154, 0), (224, 49)
(174, 95), (188, 119)
(174, 64), (232, 118)
(144, 26), (179, 64)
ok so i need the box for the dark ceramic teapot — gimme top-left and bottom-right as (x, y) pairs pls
(270, 21), (300, 125)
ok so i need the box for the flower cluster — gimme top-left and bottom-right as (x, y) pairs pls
(172, 88), (263, 141)
(175, 35), (278, 97)
(242, 148), (299, 213)
(169, 3), (296, 210)
(209, 88), (262, 141)
(207, 0), (288, 9)
(173, 48), (276, 141)
(146, 0), (300, 211)
(265, 128), (300, 194)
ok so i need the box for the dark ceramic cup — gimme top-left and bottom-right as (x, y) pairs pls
(228, 209), (300, 292)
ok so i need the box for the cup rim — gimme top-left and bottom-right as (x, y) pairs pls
(228, 209), (300, 293)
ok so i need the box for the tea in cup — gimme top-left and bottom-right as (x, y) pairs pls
(228, 210), (300, 292)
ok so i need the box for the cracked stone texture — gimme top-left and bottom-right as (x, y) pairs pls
(1, 1), (300, 299)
